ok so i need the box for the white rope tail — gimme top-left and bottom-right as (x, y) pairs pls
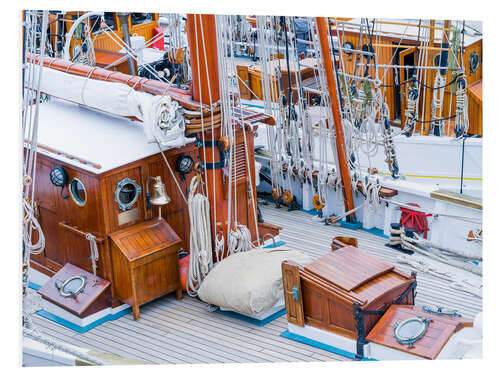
(85, 233), (99, 286)
(228, 224), (253, 255)
(186, 176), (213, 297)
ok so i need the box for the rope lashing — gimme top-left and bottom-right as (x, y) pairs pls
(396, 254), (482, 298)
(430, 73), (446, 135)
(23, 198), (45, 255)
(454, 76), (469, 138)
(403, 81), (419, 136)
(381, 104), (400, 178)
(85, 233), (99, 286)
(214, 231), (225, 264)
(390, 225), (482, 276)
(228, 224), (253, 255)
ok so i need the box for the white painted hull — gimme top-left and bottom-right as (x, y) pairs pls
(287, 322), (482, 361)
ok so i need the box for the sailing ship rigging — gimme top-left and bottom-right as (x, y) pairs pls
(21, 10), (482, 366)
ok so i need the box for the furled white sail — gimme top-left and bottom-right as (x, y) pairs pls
(29, 65), (186, 147)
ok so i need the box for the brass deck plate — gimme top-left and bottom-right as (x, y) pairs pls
(118, 207), (139, 226)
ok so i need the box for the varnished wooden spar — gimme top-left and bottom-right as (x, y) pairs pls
(315, 17), (356, 220)
(186, 14), (220, 105)
(27, 54), (207, 112)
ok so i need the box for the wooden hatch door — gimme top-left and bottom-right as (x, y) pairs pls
(227, 129), (259, 241)
(37, 263), (111, 318)
(366, 305), (473, 360)
(398, 47), (419, 127)
(282, 260), (304, 326)
(30, 159), (63, 274)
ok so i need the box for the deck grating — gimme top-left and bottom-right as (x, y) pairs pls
(29, 204), (482, 364)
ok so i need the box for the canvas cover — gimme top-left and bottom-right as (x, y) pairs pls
(198, 246), (313, 316)
(30, 65), (186, 148)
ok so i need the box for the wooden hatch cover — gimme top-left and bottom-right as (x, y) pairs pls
(108, 218), (181, 263)
(37, 263), (111, 318)
(304, 246), (395, 291)
(366, 305), (474, 360)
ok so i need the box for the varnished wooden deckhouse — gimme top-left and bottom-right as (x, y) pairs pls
(27, 14), (279, 322)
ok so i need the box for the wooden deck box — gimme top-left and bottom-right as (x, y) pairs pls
(109, 218), (183, 320)
(282, 245), (416, 359)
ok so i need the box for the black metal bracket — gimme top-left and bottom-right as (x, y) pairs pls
(394, 277), (418, 305)
(353, 302), (385, 360)
(353, 274), (417, 360)
(195, 138), (227, 171)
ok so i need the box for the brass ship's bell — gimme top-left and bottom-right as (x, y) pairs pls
(149, 176), (171, 206)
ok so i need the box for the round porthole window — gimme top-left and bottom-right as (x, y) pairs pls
(55, 274), (87, 298)
(469, 51), (480, 74)
(69, 178), (87, 207)
(115, 178), (142, 211)
(393, 316), (433, 348)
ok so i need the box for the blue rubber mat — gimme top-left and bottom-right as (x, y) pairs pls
(280, 329), (376, 361)
(216, 307), (286, 326)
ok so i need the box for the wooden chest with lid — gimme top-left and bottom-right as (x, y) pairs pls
(282, 245), (416, 359)
(109, 218), (183, 320)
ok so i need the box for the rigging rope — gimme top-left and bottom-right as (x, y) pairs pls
(186, 176), (213, 297)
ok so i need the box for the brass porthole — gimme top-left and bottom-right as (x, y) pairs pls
(69, 177), (87, 207)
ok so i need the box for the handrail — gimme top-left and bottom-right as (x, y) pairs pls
(59, 222), (105, 244)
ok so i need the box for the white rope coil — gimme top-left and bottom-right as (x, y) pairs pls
(23, 199), (45, 255)
(228, 224), (253, 255)
(186, 176), (213, 297)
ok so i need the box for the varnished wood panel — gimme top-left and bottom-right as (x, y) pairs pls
(282, 261), (305, 326)
(305, 246), (395, 291)
(366, 304), (472, 359)
(109, 218), (182, 320)
(101, 165), (145, 234)
(59, 224), (105, 277)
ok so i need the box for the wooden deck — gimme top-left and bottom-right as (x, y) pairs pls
(29, 204), (482, 364)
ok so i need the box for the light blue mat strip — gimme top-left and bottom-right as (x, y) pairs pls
(263, 240), (287, 248)
(216, 308), (286, 326)
(28, 281), (131, 333)
(280, 330), (376, 361)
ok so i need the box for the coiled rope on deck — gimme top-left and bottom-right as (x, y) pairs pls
(186, 176), (213, 297)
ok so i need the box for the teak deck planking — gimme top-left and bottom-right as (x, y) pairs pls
(30, 204), (482, 364)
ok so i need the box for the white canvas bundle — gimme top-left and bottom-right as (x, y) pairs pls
(197, 246), (312, 316)
(136, 93), (186, 147)
(29, 65), (185, 147)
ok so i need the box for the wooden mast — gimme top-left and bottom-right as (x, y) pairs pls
(315, 17), (356, 220)
(185, 14), (228, 248)
(186, 14), (220, 105)
(422, 19), (436, 134)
